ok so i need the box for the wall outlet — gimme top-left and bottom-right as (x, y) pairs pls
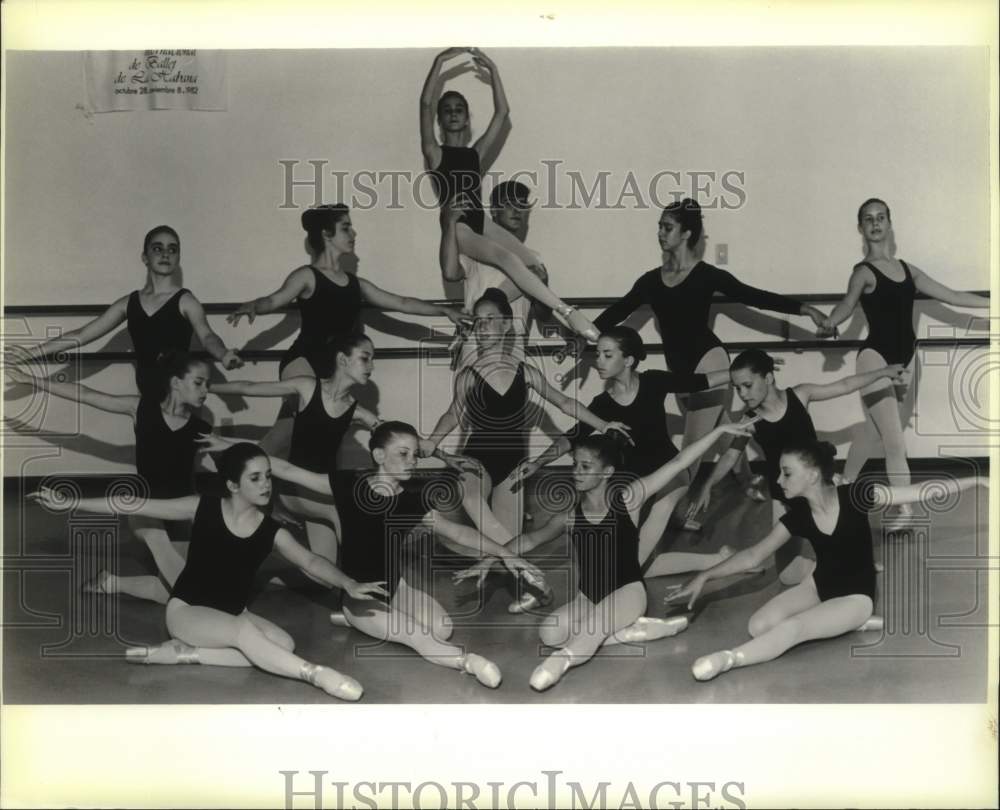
(716, 243), (728, 265)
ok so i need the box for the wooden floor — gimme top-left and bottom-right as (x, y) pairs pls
(2, 473), (989, 704)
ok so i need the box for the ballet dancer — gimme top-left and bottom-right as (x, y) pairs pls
(226, 203), (467, 455)
(30, 442), (387, 700)
(686, 348), (907, 583)
(6, 352), (212, 603)
(590, 198), (828, 482)
(668, 439), (982, 681)
(200, 424), (546, 689)
(459, 421), (755, 691)
(419, 46), (598, 341)
(21, 225), (242, 396)
(820, 198), (989, 519)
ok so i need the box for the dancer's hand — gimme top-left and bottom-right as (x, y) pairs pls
(883, 363), (909, 384)
(417, 438), (438, 459)
(601, 421), (634, 445)
(503, 555), (546, 588)
(443, 306), (474, 329)
(508, 458), (541, 493)
(665, 574), (706, 610)
(3, 365), (34, 386)
(442, 452), (485, 477)
(27, 486), (69, 511)
(802, 305), (827, 329)
(227, 302), (257, 327)
(220, 349), (244, 370)
(686, 487), (712, 520)
(195, 432), (237, 453)
(346, 580), (390, 601)
(453, 557), (498, 588)
(468, 48), (496, 72)
(435, 47), (468, 63)
(716, 417), (759, 438)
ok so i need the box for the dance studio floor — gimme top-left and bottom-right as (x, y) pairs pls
(2, 473), (990, 704)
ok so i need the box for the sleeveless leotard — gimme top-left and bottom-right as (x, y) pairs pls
(779, 485), (877, 602)
(744, 387), (817, 501)
(133, 395), (211, 498)
(288, 380), (359, 475)
(594, 263), (804, 374)
(570, 491), (644, 604)
(858, 260), (917, 367)
(171, 497), (279, 615)
(431, 145), (486, 235)
(126, 289), (193, 397)
(462, 363), (528, 485)
(282, 267), (363, 377)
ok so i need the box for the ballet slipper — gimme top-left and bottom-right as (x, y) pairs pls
(617, 615), (689, 643)
(554, 306), (599, 342)
(529, 650), (573, 692)
(856, 615), (884, 632)
(691, 649), (741, 681)
(329, 611), (351, 628)
(300, 662), (363, 701)
(507, 587), (554, 615)
(668, 511), (703, 533)
(82, 569), (113, 595)
(778, 556), (816, 586)
(126, 639), (199, 665)
(460, 653), (502, 688)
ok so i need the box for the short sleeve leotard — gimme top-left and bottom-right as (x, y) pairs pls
(569, 490), (644, 604)
(431, 145), (486, 235)
(462, 363), (528, 486)
(171, 497), (279, 615)
(133, 395), (211, 498)
(566, 370), (710, 476)
(126, 289), (193, 397)
(778, 485), (877, 602)
(858, 260), (917, 367)
(594, 263), (804, 374)
(288, 380), (359, 475)
(743, 387), (817, 502)
(334, 476), (430, 600)
(282, 267), (363, 377)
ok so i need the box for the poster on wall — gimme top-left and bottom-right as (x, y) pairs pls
(83, 49), (227, 111)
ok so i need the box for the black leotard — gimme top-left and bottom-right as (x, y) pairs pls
(462, 363), (528, 486)
(171, 497), (279, 615)
(126, 289), (193, 397)
(779, 485), (877, 602)
(431, 145), (485, 235)
(334, 476), (430, 600)
(133, 395), (211, 498)
(858, 260), (917, 367)
(594, 263), (804, 374)
(288, 380), (358, 475)
(743, 387), (817, 501)
(569, 490), (644, 604)
(566, 370), (710, 476)
(281, 268), (363, 377)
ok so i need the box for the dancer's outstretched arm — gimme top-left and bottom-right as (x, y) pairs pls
(911, 266), (990, 308)
(6, 367), (138, 417)
(822, 266), (869, 331)
(869, 477), (983, 507)
(179, 292), (242, 369)
(273, 529), (387, 599)
(23, 295), (129, 359)
(452, 511), (568, 587)
(419, 47), (467, 169)
(797, 366), (906, 404)
(30, 487), (199, 522)
(359, 278), (466, 327)
(228, 267), (313, 327)
(427, 510), (545, 584)
(525, 364), (632, 438)
(469, 49), (509, 172)
(210, 377), (312, 401)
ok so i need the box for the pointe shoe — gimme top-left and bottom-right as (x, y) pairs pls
(302, 663), (364, 701)
(618, 615), (689, 643)
(507, 586), (554, 615)
(126, 639), (198, 665)
(778, 556), (816, 586)
(856, 615), (884, 633)
(554, 306), (599, 342)
(691, 650), (738, 682)
(82, 569), (113, 595)
(529, 652), (572, 692)
(461, 653), (502, 688)
(329, 611), (351, 628)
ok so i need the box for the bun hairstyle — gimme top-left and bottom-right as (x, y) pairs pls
(217, 442), (269, 493)
(368, 420), (420, 457)
(572, 432), (628, 471)
(781, 440), (837, 484)
(857, 197), (891, 226)
(152, 350), (207, 402)
(600, 326), (647, 371)
(301, 204), (350, 255)
(142, 225), (180, 255)
(474, 287), (514, 318)
(730, 349), (776, 378)
(436, 90), (470, 119)
(325, 332), (373, 370)
(661, 197), (703, 249)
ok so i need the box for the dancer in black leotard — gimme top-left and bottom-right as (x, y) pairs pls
(202, 423), (545, 689)
(458, 421), (753, 691)
(227, 204), (466, 456)
(820, 198), (988, 519)
(591, 198), (828, 483)
(6, 352), (213, 603)
(24, 226), (241, 395)
(687, 349), (906, 583)
(668, 440), (982, 681)
(31, 442), (387, 700)
(420, 290), (630, 538)
(210, 333), (380, 564)
(420, 47), (599, 341)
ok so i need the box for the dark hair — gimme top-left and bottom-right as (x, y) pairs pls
(369, 420), (420, 456)
(142, 225), (180, 255)
(730, 349), (775, 378)
(325, 332), (373, 375)
(301, 204), (351, 255)
(857, 197), (891, 226)
(599, 326), (647, 371)
(661, 197), (703, 249)
(437, 90), (469, 120)
(490, 180), (532, 210)
(780, 440), (837, 484)
(572, 432), (627, 471)
(473, 287), (514, 319)
(153, 351), (209, 402)
(218, 442), (269, 492)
